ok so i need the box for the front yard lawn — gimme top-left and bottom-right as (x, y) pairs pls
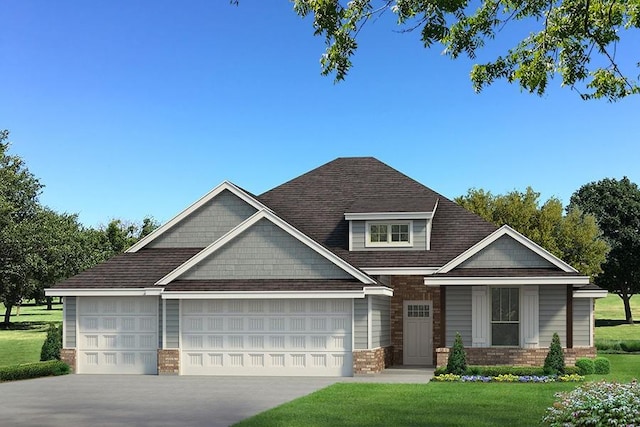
(234, 354), (639, 427)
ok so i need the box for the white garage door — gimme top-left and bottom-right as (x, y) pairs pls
(181, 299), (352, 376)
(77, 297), (158, 374)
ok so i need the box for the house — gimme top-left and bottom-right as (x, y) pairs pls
(46, 157), (606, 376)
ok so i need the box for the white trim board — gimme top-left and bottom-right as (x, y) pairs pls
(362, 267), (440, 275)
(126, 181), (268, 253)
(155, 209), (376, 285)
(344, 212), (433, 221)
(45, 288), (164, 297)
(437, 225), (578, 274)
(424, 276), (590, 286)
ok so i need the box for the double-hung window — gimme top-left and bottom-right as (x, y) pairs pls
(366, 221), (412, 247)
(491, 288), (519, 346)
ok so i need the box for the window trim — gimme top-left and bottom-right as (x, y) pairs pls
(365, 220), (413, 247)
(490, 286), (521, 347)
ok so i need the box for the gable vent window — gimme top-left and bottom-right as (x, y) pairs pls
(366, 221), (412, 247)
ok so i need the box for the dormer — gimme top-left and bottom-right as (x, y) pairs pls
(345, 197), (438, 251)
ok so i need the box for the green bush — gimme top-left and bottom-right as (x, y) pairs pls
(596, 340), (640, 353)
(575, 358), (595, 375)
(434, 367), (447, 376)
(40, 323), (62, 361)
(0, 361), (70, 382)
(620, 341), (640, 353)
(564, 366), (582, 375)
(474, 366), (546, 376)
(544, 333), (565, 375)
(543, 381), (640, 426)
(594, 357), (611, 374)
(446, 332), (467, 375)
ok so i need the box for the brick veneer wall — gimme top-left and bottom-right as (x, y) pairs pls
(158, 349), (180, 375)
(353, 346), (393, 374)
(389, 276), (441, 365)
(435, 347), (597, 368)
(60, 348), (77, 372)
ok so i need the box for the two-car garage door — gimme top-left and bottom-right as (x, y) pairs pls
(181, 299), (353, 376)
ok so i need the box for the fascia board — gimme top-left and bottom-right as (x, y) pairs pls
(344, 212), (433, 221)
(45, 288), (163, 297)
(156, 209), (376, 286)
(423, 276), (591, 286)
(362, 267), (440, 275)
(573, 289), (609, 298)
(161, 290), (366, 299)
(126, 181), (267, 253)
(362, 286), (394, 296)
(438, 225), (578, 273)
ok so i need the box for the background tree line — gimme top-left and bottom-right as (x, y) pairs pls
(0, 130), (158, 325)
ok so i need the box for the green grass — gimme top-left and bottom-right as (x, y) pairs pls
(0, 303), (62, 367)
(234, 354), (640, 427)
(594, 294), (640, 341)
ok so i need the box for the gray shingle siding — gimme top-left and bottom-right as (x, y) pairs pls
(445, 286), (472, 347)
(459, 235), (555, 269)
(371, 296), (390, 347)
(166, 299), (180, 348)
(539, 285), (567, 346)
(350, 220), (428, 251)
(148, 189), (257, 248)
(181, 219), (353, 280)
(573, 298), (591, 347)
(353, 299), (368, 349)
(64, 296), (76, 348)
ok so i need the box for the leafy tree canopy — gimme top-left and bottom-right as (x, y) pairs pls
(288, 0), (640, 101)
(569, 177), (640, 323)
(456, 187), (608, 276)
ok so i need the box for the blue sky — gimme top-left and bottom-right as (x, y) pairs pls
(2, 1), (638, 227)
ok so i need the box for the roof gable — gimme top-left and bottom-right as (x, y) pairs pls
(127, 181), (264, 252)
(438, 225), (578, 273)
(157, 209), (375, 285)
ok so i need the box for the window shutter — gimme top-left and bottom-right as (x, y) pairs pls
(471, 286), (489, 347)
(522, 285), (539, 348)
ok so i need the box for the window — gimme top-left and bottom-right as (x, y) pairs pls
(366, 222), (412, 247)
(407, 304), (430, 318)
(491, 288), (519, 346)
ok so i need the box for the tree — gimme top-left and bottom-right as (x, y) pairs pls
(289, 0), (640, 101)
(0, 131), (43, 325)
(569, 177), (640, 324)
(456, 187), (608, 277)
(544, 332), (566, 375)
(446, 332), (468, 375)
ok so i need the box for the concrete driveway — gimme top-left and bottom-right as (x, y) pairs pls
(0, 375), (343, 427)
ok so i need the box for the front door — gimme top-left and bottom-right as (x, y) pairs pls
(403, 300), (433, 365)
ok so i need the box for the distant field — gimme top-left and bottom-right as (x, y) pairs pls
(0, 303), (63, 367)
(594, 294), (640, 341)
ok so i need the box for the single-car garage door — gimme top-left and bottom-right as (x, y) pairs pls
(77, 296), (158, 374)
(181, 299), (352, 376)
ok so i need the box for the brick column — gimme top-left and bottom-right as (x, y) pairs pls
(158, 349), (180, 375)
(60, 348), (77, 372)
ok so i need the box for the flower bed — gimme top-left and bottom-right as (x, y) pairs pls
(432, 373), (584, 383)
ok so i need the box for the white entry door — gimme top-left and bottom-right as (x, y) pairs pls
(77, 297), (158, 374)
(403, 300), (433, 365)
(181, 299), (353, 376)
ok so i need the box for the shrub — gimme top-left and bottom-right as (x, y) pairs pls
(544, 333), (565, 375)
(620, 341), (640, 353)
(434, 367), (447, 376)
(543, 380), (640, 426)
(446, 332), (467, 375)
(40, 323), (62, 361)
(476, 366), (546, 376)
(564, 366), (581, 375)
(594, 357), (611, 374)
(575, 358), (595, 375)
(0, 361), (70, 382)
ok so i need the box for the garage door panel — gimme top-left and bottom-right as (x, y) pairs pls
(181, 299), (352, 376)
(78, 297), (158, 375)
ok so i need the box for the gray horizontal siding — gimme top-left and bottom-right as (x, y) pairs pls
(64, 296), (76, 348)
(350, 220), (427, 251)
(371, 296), (391, 348)
(573, 298), (591, 347)
(148, 189), (257, 248)
(539, 285), (567, 347)
(166, 299), (180, 349)
(445, 286), (472, 347)
(182, 218), (352, 280)
(354, 299), (368, 350)
(459, 235), (556, 269)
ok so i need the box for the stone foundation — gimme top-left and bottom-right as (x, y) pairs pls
(158, 349), (180, 375)
(436, 347), (597, 368)
(353, 346), (393, 374)
(60, 348), (77, 372)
